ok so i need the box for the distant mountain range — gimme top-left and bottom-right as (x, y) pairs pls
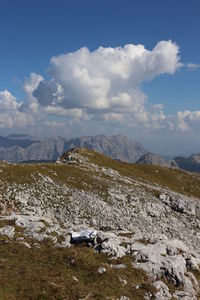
(0, 134), (147, 163)
(0, 134), (39, 149)
(1, 134), (200, 174)
(174, 154), (200, 173)
(136, 151), (200, 174)
(136, 152), (178, 168)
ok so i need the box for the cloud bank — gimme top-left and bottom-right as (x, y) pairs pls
(0, 40), (200, 138)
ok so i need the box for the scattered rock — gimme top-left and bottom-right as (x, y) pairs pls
(133, 238), (199, 296)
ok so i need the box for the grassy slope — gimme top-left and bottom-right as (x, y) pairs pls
(81, 148), (200, 199)
(0, 240), (156, 300)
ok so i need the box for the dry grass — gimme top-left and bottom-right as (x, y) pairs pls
(0, 240), (155, 300)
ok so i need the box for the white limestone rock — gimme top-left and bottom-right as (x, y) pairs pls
(153, 281), (171, 300)
(96, 232), (127, 257)
(133, 238), (199, 296)
(0, 225), (15, 238)
(97, 266), (106, 274)
(71, 228), (97, 243)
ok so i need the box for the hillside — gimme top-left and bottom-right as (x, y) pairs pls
(1, 148), (200, 299)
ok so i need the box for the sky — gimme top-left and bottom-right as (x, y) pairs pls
(0, 0), (200, 155)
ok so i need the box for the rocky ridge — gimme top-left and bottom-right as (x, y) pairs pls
(0, 148), (200, 298)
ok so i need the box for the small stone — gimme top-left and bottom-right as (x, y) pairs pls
(72, 276), (78, 282)
(118, 276), (127, 286)
(111, 264), (127, 269)
(20, 241), (31, 248)
(97, 266), (106, 274)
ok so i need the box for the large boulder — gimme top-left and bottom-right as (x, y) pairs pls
(95, 232), (127, 258)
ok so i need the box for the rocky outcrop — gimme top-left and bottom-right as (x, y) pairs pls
(56, 148), (85, 164)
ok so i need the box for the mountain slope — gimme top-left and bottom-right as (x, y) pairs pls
(0, 148), (200, 298)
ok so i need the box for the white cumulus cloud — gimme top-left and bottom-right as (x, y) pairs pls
(29, 40), (182, 131)
(0, 41), (189, 137)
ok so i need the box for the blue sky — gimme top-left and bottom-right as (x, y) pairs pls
(0, 0), (200, 154)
